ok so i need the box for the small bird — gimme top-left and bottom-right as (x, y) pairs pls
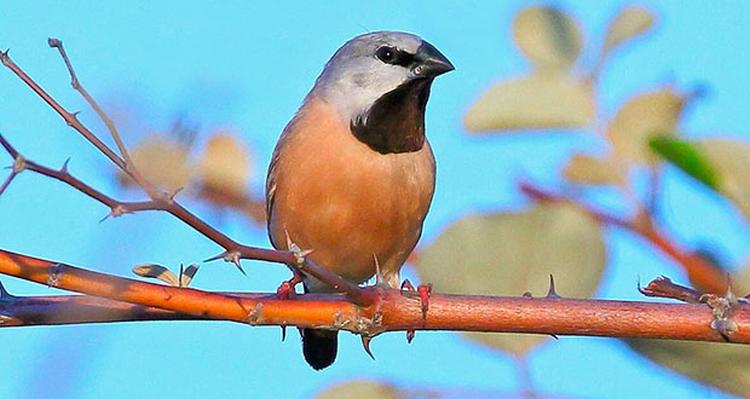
(266, 31), (453, 370)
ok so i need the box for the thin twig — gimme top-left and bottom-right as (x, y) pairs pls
(0, 45), (368, 305)
(0, 49), (127, 171)
(47, 39), (132, 166)
(1, 249), (749, 344)
(639, 276), (703, 303)
(520, 181), (728, 294)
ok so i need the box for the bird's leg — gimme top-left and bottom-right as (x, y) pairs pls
(400, 279), (432, 315)
(276, 272), (304, 300)
(400, 279), (432, 343)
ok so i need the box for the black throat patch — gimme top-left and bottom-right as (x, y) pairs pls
(351, 78), (433, 154)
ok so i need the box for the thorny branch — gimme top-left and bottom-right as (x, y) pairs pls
(0, 43), (368, 306)
(1, 249), (750, 344)
(519, 181), (729, 294)
(1, 40), (749, 347)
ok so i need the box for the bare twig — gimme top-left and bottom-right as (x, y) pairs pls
(1, 250), (749, 344)
(0, 45), (368, 305)
(47, 38), (132, 167)
(639, 276), (703, 303)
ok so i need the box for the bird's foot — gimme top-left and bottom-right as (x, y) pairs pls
(401, 279), (432, 315)
(400, 279), (432, 343)
(276, 272), (304, 300)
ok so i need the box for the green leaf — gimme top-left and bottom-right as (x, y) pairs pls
(627, 339), (750, 397)
(602, 6), (655, 56)
(649, 136), (719, 190)
(415, 203), (606, 355)
(315, 380), (404, 399)
(513, 6), (583, 71)
(464, 73), (595, 132)
(607, 88), (685, 165)
(653, 137), (750, 221)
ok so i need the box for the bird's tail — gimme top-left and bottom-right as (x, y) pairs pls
(302, 328), (338, 370)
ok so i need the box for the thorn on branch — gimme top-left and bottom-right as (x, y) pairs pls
(546, 274), (561, 299)
(0, 280), (13, 300)
(60, 158), (71, 174)
(285, 230), (313, 266)
(406, 329), (415, 344)
(100, 205), (133, 223)
(360, 335), (375, 360)
(205, 251), (246, 275)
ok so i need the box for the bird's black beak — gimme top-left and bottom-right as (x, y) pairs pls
(413, 41), (454, 78)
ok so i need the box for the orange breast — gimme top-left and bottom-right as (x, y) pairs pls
(267, 98), (435, 291)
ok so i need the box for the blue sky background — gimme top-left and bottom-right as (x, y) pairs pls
(1, 1), (749, 398)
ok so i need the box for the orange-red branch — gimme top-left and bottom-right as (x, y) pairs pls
(2, 249), (749, 343)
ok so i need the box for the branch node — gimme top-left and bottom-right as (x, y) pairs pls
(0, 49), (10, 66)
(46, 263), (64, 287)
(12, 155), (26, 174)
(700, 283), (745, 341)
(205, 251), (246, 275)
(246, 303), (265, 325)
(284, 229), (313, 266)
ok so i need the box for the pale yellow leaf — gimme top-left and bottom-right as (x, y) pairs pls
(132, 264), (179, 286)
(627, 339), (750, 397)
(198, 132), (252, 197)
(513, 6), (583, 71)
(124, 135), (192, 192)
(464, 73), (595, 132)
(415, 203), (606, 355)
(698, 139), (750, 221)
(179, 264), (200, 287)
(603, 6), (655, 55)
(563, 153), (624, 186)
(315, 380), (404, 399)
(607, 88), (685, 164)
(734, 260), (750, 295)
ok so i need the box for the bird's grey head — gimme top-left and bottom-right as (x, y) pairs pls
(310, 31), (454, 154)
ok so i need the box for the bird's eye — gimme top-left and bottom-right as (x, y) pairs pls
(375, 46), (397, 63)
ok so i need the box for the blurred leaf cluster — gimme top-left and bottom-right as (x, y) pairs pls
(116, 122), (265, 223)
(324, 4), (750, 398)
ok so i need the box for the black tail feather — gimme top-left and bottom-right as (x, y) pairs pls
(302, 329), (338, 370)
